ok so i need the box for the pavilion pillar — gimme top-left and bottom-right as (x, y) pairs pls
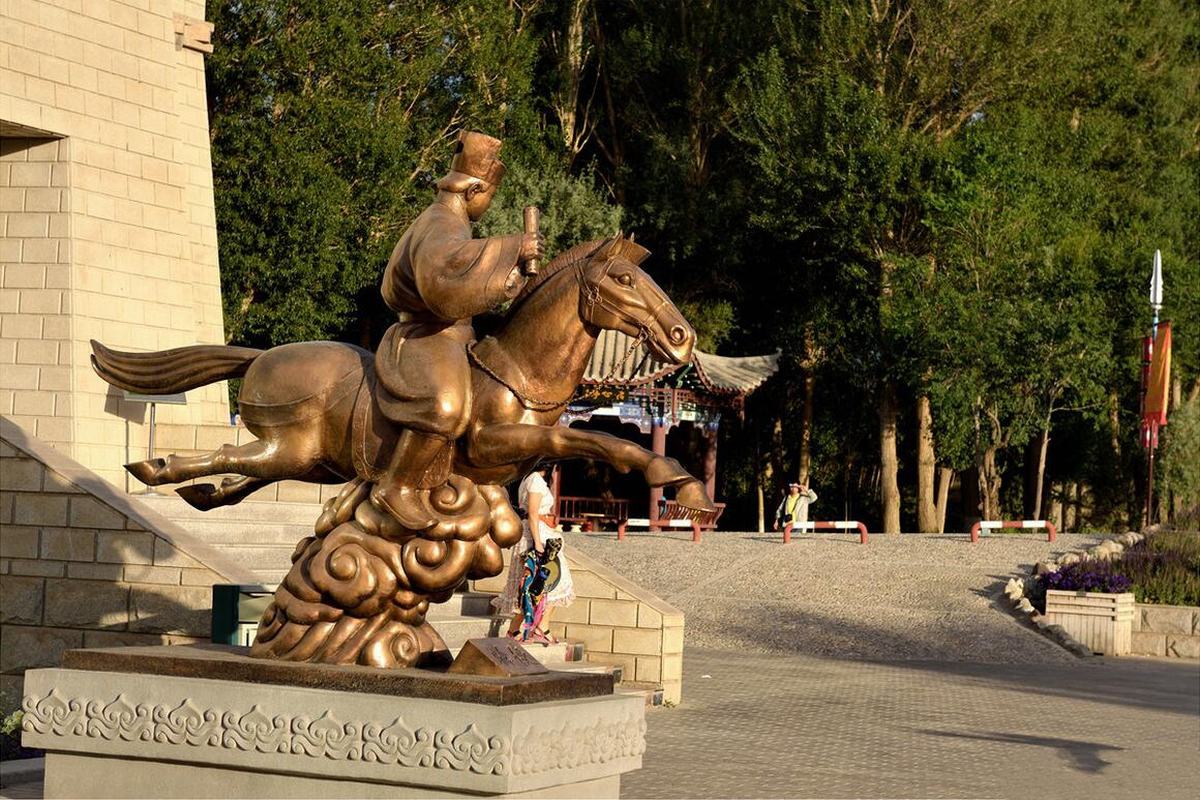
(649, 419), (667, 528)
(701, 424), (718, 501)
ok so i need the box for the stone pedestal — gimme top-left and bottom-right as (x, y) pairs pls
(22, 646), (645, 799)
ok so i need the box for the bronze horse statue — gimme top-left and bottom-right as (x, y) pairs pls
(92, 235), (714, 517)
(89, 236), (715, 667)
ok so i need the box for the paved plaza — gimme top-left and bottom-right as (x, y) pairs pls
(568, 530), (1106, 662)
(630, 647), (1200, 799)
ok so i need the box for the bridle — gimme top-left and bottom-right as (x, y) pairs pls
(468, 255), (657, 411)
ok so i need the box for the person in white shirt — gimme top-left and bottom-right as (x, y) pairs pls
(492, 466), (575, 643)
(773, 482), (818, 536)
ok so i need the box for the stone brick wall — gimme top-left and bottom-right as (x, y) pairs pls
(474, 549), (685, 705)
(1, 0), (227, 488)
(1130, 603), (1200, 659)
(0, 417), (260, 710)
(0, 137), (73, 448)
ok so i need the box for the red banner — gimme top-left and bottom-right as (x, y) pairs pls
(1143, 322), (1172, 427)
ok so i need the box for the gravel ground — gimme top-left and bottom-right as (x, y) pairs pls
(565, 530), (1107, 663)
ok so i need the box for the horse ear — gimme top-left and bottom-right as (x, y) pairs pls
(615, 239), (651, 265)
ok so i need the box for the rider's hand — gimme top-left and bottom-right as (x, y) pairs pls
(520, 232), (545, 265)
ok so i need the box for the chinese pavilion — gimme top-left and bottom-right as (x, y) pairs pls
(555, 329), (779, 529)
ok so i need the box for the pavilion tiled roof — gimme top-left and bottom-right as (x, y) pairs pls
(582, 330), (780, 395)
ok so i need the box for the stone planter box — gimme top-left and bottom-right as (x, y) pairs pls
(1045, 590), (1134, 656)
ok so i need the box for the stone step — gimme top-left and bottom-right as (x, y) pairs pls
(153, 518), (315, 546)
(135, 493), (326, 525)
(425, 592), (497, 621)
(549, 660), (624, 684)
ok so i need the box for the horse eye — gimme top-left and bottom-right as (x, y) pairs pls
(617, 273), (633, 286)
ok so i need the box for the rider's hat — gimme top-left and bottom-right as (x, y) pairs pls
(438, 130), (506, 191)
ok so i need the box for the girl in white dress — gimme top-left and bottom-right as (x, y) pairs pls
(493, 466), (575, 642)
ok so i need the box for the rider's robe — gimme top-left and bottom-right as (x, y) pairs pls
(375, 200), (524, 440)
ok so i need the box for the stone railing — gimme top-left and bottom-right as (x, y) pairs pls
(1131, 604), (1200, 659)
(0, 417), (261, 709)
(473, 548), (685, 705)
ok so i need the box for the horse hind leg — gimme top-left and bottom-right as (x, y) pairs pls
(176, 476), (273, 511)
(126, 437), (318, 487)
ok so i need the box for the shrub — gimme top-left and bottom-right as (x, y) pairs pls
(1116, 530), (1200, 606)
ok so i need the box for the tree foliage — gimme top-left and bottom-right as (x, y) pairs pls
(206, 0), (1200, 530)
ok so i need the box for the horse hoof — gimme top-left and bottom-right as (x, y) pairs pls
(176, 484), (219, 510)
(675, 479), (716, 515)
(125, 458), (167, 486)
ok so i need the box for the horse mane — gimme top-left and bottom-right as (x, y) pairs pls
(514, 238), (607, 303)
(512, 235), (652, 307)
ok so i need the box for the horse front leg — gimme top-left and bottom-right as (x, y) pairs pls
(467, 423), (715, 512)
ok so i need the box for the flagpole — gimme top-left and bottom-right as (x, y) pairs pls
(1144, 250), (1164, 527)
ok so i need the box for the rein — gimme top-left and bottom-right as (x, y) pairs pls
(467, 262), (651, 411)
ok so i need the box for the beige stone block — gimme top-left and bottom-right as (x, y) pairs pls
(565, 623), (614, 653)
(3, 263), (44, 289)
(584, 651), (637, 675)
(637, 603), (664, 629)
(124, 564), (182, 585)
(7, 212), (49, 237)
(13, 390), (53, 417)
(0, 624), (82, 673)
(10, 559), (65, 578)
(0, 575), (44, 624)
(661, 654), (683, 681)
(36, 416), (72, 443)
(83, 630), (171, 649)
(662, 678), (681, 706)
(612, 627), (661, 656)
(67, 563), (126, 581)
(571, 570), (618, 600)
(589, 598), (639, 628)
(129, 584), (211, 636)
(44, 264), (69, 289)
(43, 469), (83, 494)
(45, 578), (130, 629)
(153, 540), (205, 569)
(1141, 606), (1194, 636)
(23, 238), (61, 263)
(0, 456), (43, 490)
(40, 528), (96, 562)
(662, 625), (684, 655)
(69, 496), (126, 529)
(16, 342), (59, 369)
(552, 599), (590, 625)
(1166, 635), (1200, 659)
(14, 493), (68, 526)
(155, 424), (197, 450)
(20, 288), (63, 314)
(97, 530), (154, 564)
(1131, 630), (1166, 657)
(24, 187), (62, 213)
(1, 315), (42, 339)
(10, 162), (51, 187)
(635, 656), (661, 683)
(180, 568), (221, 586)
(0, 489), (13, 523)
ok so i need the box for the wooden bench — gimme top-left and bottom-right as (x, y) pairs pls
(617, 501), (726, 542)
(556, 495), (630, 531)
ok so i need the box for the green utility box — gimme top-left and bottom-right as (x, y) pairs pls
(211, 584), (275, 646)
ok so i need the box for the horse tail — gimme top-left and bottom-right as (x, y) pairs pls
(89, 339), (264, 395)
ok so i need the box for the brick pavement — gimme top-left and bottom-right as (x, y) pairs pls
(628, 647), (1200, 799)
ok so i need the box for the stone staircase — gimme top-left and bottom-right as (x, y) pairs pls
(131, 494), (656, 701)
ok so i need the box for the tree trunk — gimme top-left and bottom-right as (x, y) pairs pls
(1064, 481), (1078, 531)
(916, 394), (937, 532)
(798, 367), (814, 485)
(879, 382), (901, 534)
(1032, 428), (1050, 520)
(978, 447), (1001, 521)
(935, 467), (953, 533)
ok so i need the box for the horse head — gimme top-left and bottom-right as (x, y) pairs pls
(576, 236), (695, 365)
